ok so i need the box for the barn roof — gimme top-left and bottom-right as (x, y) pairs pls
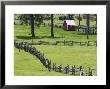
(65, 20), (76, 26)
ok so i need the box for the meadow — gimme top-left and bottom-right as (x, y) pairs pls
(14, 25), (96, 42)
(14, 16), (97, 76)
(14, 47), (67, 76)
(14, 45), (97, 76)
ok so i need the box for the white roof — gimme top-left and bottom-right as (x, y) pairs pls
(65, 20), (76, 26)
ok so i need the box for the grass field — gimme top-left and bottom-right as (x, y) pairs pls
(35, 45), (97, 75)
(14, 17), (97, 76)
(14, 47), (67, 76)
(14, 25), (97, 43)
(14, 45), (97, 76)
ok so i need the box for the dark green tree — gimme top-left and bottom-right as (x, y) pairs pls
(30, 14), (35, 37)
(68, 14), (74, 20)
(95, 14), (97, 28)
(34, 14), (43, 27)
(18, 14), (30, 25)
(78, 14), (81, 31)
(94, 14), (97, 34)
(50, 14), (54, 38)
(18, 14), (43, 37)
(86, 14), (90, 39)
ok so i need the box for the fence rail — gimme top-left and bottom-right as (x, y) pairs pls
(14, 41), (95, 76)
(27, 40), (97, 46)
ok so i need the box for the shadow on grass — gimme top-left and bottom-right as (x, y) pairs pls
(74, 32), (97, 35)
(16, 35), (64, 40)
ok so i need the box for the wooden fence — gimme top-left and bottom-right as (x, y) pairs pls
(14, 41), (94, 76)
(29, 40), (97, 46)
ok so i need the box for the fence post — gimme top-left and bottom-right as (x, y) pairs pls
(87, 41), (89, 46)
(65, 65), (69, 74)
(55, 41), (58, 45)
(47, 59), (49, 70)
(52, 62), (55, 71)
(59, 65), (62, 72)
(54, 63), (57, 71)
(45, 59), (48, 68)
(47, 60), (51, 72)
(79, 66), (83, 76)
(64, 40), (65, 46)
(18, 43), (21, 52)
(72, 65), (75, 76)
(88, 67), (93, 76)
(42, 57), (46, 66)
(72, 41), (74, 46)
(49, 60), (51, 71)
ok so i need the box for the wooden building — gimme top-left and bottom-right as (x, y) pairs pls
(63, 20), (77, 31)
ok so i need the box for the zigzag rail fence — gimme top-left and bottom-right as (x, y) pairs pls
(16, 40), (97, 47)
(14, 41), (94, 76)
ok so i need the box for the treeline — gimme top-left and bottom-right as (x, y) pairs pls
(14, 14), (97, 39)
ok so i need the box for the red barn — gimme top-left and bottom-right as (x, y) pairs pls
(63, 20), (77, 31)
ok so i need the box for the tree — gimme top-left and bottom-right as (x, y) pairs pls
(34, 14), (43, 27)
(92, 14), (97, 34)
(18, 14), (43, 38)
(86, 14), (90, 39)
(78, 14), (81, 31)
(68, 14), (74, 20)
(30, 14), (35, 37)
(95, 14), (97, 29)
(18, 14), (30, 25)
(50, 14), (54, 38)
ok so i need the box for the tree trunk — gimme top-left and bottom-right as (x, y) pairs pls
(96, 14), (97, 26)
(78, 14), (81, 32)
(86, 14), (90, 39)
(95, 14), (97, 34)
(51, 14), (54, 38)
(30, 14), (35, 37)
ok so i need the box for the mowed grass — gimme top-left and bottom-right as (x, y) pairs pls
(14, 18), (97, 76)
(34, 45), (97, 76)
(14, 45), (97, 76)
(14, 25), (97, 42)
(14, 47), (68, 76)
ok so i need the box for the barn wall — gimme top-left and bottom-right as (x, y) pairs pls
(63, 22), (67, 30)
(67, 25), (75, 31)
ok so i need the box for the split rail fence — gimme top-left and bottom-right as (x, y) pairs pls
(14, 41), (94, 76)
(25, 40), (97, 46)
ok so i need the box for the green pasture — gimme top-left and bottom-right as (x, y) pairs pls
(14, 16), (97, 76)
(14, 45), (97, 76)
(34, 45), (97, 75)
(14, 25), (96, 43)
(14, 47), (67, 76)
